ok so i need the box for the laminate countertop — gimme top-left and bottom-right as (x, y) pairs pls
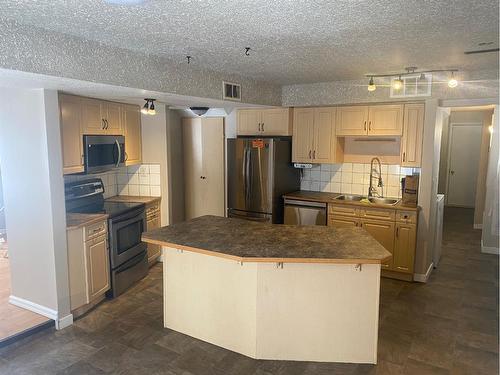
(284, 190), (419, 211)
(105, 195), (161, 205)
(66, 213), (108, 230)
(142, 215), (391, 264)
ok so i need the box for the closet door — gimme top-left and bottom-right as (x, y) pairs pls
(183, 118), (205, 219)
(183, 118), (225, 219)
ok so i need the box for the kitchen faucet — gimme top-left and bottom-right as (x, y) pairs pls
(368, 157), (383, 197)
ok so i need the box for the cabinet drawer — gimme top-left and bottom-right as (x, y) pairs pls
(358, 208), (395, 221)
(328, 215), (360, 227)
(397, 211), (417, 224)
(328, 204), (358, 217)
(85, 221), (107, 241)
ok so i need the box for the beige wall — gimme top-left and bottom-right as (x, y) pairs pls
(438, 109), (493, 226)
(167, 110), (185, 224)
(0, 88), (70, 324)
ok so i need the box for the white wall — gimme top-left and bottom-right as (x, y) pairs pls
(0, 88), (71, 324)
(481, 106), (499, 253)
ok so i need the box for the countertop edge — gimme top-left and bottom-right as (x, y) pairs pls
(283, 191), (420, 211)
(66, 213), (109, 231)
(142, 237), (390, 265)
(105, 195), (161, 205)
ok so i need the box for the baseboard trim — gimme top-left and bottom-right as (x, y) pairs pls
(481, 240), (499, 255)
(9, 295), (74, 330)
(474, 224), (483, 229)
(413, 262), (434, 283)
(9, 295), (58, 320)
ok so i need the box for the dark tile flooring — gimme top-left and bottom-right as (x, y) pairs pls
(0, 207), (498, 374)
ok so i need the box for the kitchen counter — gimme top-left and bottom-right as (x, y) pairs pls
(284, 190), (419, 211)
(142, 215), (390, 264)
(105, 195), (161, 205)
(66, 213), (108, 230)
(143, 215), (385, 363)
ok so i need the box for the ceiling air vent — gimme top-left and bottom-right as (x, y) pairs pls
(390, 74), (432, 98)
(223, 81), (241, 101)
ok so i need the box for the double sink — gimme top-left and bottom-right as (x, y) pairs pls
(335, 194), (400, 206)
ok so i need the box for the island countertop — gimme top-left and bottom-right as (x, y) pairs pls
(142, 215), (391, 264)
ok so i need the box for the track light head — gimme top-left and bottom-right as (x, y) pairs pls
(367, 77), (376, 92)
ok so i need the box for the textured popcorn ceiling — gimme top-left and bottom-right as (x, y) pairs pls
(0, 0), (498, 85)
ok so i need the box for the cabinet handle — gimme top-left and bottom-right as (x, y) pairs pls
(364, 121), (367, 131)
(369, 121), (372, 131)
(313, 150), (316, 159)
(309, 150), (312, 159)
(396, 227), (399, 238)
(105, 119), (109, 129)
(262, 122), (265, 132)
(403, 152), (406, 162)
(258, 123), (261, 131)
(102, 119), (106, 129)
(200, 176), (206, 179)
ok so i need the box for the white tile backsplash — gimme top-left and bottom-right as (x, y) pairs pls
(300, 163), (420, 198)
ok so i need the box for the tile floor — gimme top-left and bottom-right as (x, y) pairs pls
(0, 207), (497, 374)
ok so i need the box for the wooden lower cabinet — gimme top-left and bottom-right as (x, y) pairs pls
(146, 201), (161, 265)
(328, 202), (417, 280)
(67, 220), (110, 313)
(360, 219), (395, 270)
(393, 223), (417, 273)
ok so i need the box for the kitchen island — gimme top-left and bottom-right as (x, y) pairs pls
(142, 215), (391, 364)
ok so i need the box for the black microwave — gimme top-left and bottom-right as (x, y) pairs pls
(83, 135), (125, 174)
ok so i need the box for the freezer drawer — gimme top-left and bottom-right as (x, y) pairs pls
(283, 199), (327, 226)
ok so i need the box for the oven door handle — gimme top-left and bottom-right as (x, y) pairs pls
(112, 213), (145, 228)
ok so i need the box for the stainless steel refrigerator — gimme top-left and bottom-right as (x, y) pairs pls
(227, 138), (300, 223)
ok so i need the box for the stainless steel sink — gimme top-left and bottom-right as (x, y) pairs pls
(334, 195), (364, 202)
(368, 197), (399, 205)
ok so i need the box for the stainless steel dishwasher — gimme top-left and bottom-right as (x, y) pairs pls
(283, 199), (327, 225)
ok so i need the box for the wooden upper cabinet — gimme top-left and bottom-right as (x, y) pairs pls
(401, 103), (424, 167)
(122, 104), (142, 166)
(313, 107), (337, 163)
(237, 109), (260, 135)
(237, 108), (292, 136)
(393, 223), (416, 273)
(292, 108), (315, 162)
(104, 102), (122, 135)
(59, 94), (84, 174)
(368, 104), (403, 136)
(292, 107), (343, 164)
(336, 106), (369, 136)
(81, 97), (106, 134)
(336, 104), (403, 136)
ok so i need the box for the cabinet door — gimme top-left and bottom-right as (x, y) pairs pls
(81, 98), (106, 134)
(313, 107), (336, 163)
(292, 108), (314, 162)
(393, 223), (416, 273)
(146, 215), (161, 264)
(183, 118), (204, 219)
(401, 104), (424, 167)
(104, 102), (123, 135)
(368, 104), (403, 136)
(86, 236), (110, 301)
(122, 104), (142, 165)
(336, 106), (369, 136)
(59, 95), (84, 174)
(328, 215), (359, 227)
(237, 109), (261, 135)
(360, 219), (395, 270)
(261, 108), (291, 136)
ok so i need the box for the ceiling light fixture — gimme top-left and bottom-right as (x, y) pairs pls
(448, 72), (458, 88)
(190, 107), (210, 116)
(367, 77), (376, 92)
(141, 99), (156, 115)
(392, 76), (403, 90)
(419, 73), (426, 80)
(245, 47), (251, 56)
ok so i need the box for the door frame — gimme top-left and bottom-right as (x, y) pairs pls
(444, 122), (483, 207)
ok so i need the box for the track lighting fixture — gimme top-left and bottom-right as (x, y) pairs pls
(448, 72), (458, 88)
(367, 77), (376, 92)
(141, 99), (156, 115)
(392, 76), (403, 90)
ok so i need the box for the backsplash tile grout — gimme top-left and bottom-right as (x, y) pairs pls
(300, 163), (420, 198)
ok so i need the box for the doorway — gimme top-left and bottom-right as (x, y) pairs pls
(445, 123), (483, 207)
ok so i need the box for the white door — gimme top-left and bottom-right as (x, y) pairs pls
(446, 124), (483, 207)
